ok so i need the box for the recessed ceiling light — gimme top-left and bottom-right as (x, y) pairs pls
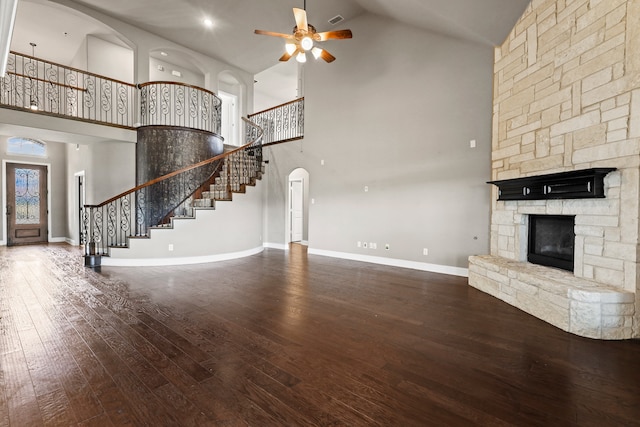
(203, 18), (213, 28)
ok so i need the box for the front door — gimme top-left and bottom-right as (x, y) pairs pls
(6, 163), (48, 246)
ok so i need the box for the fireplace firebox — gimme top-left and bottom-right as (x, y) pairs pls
(528, 215), (575, 272)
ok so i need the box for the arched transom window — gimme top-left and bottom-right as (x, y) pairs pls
(7, 137), (47, 157)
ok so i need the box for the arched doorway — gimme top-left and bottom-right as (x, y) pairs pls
(287, 168), (309, 245)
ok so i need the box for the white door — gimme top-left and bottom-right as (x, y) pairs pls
(219, 91), (239, 146)
(290, 179), (303, 242)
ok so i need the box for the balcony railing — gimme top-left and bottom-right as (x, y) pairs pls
(139, 81), (221, 135)
(248, 97), (304, 146)
(0, 52), (226, 134)
(1, 51), (137, 128)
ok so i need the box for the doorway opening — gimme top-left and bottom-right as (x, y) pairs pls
(219, 90), (239, 146)
(75, 171), (86, 246)
(218, 71), (244, 147)
(287, 168), (309, 245)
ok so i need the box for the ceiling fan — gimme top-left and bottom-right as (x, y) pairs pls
(254, 2), (352, 63)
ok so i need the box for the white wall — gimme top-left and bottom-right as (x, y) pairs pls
(149, 56), (204, 87)
(107, 180), (264, 264)
(87, 35), (134, 83)
(254, 61), (299, 112)
(264, 14), (494, 270)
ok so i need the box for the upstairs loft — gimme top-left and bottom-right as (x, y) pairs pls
(0, 50), (304, 147)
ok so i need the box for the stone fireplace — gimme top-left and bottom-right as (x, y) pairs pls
(468, 0), (639, 339)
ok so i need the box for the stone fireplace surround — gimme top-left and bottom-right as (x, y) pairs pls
(467, 0), (640, 340)
(469, 171), (635, 339)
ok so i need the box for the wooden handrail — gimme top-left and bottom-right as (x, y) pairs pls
(10, 50), (137, 88)
(85, 117), (263, 208)
(7, 71), (87, 92)
(248, 97), (304, 118)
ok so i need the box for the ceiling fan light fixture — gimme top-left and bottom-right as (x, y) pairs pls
(285, 43), (297, 55)
(300, 36), (313, 51)
(254, 4), (351, 64)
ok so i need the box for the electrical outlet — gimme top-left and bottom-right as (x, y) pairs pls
(423, 248), (428, 256)
(370, 242), (377, 249)
(385, 244), (390, 250)
(363, 242), (368, 248)
(168, 244), (174, 251)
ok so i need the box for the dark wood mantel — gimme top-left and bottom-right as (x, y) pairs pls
(487, 168), (616, 201)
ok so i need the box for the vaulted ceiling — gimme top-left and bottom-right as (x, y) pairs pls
(12, 0), (530, 75)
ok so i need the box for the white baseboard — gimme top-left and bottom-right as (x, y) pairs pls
(0, 238), (69, 246)
(263, 242), (289, 251)
(307, 248), (469, 277)
(101, 246), (264, 267)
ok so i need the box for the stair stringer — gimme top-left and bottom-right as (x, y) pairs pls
(104, 179), (264, 266)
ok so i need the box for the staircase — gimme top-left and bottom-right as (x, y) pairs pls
(82, 118), (264, 266)
(194, 148), (263, 206)
(155, 148), (264, 224)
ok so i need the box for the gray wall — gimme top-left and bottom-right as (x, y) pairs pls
(64, 140), (136, 245)
(263, 13), (493, 269)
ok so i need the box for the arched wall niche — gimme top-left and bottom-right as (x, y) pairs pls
(149, 48), (206, 87)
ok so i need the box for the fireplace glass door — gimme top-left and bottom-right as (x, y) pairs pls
(528, 215), (575, 272)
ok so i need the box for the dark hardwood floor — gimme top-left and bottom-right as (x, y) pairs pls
(1, 243), (639, 426)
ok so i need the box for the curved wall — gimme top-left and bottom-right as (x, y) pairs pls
(136, 125), (224, 184)
(136, 125), (224, 226)
(104, 179), (264, 266)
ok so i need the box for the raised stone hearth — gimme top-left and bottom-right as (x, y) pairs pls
(470, 0), (640, 339)
(469, 255), (634, 339)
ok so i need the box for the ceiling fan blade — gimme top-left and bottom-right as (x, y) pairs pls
(319, 49), (336, 63)
(293, 8), (308, 32)
(255, 29), (294, 39)
(280, 46), (302, 62)
(279, 51), (294, 62)
(315, 29), (353, 41)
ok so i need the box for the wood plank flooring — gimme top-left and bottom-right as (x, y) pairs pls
(1, 243), (639, 426)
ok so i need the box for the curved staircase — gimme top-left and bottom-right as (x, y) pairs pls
(83, 118), (264, 267)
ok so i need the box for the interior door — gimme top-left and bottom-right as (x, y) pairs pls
(290, 179), (303, 242)
(6, 163), (48, 246)
(219, 90), (239, 146)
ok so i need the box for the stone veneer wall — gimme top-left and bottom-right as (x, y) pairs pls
(469, 0), (640, 339)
